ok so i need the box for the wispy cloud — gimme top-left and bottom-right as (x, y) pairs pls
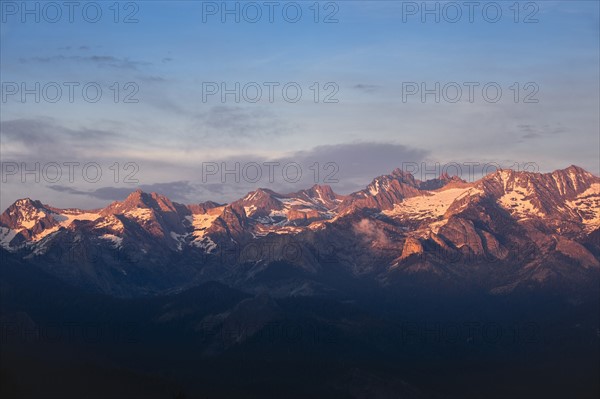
(0, 117), (192, 166)
(193, 105), (298, 139)
(1, 118), (120, 158)
(352, 84), (380, 93)
(19, 54), (151, 70)
(516, 123), (568, 140)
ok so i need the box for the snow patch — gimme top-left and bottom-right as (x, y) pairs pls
(31, 226), (60, 242)
(124, 208), (154, 220)
(382, 187), (477, 220)
(190, 212), (220, 239)
(55, 211), (101, 228)
(192, 236), (217, 252)
(498, 190), (544, 219)
(94, 215), (125, 232)
(170, 231), (187, 251)
(100, 234), (123, 248)
(243, 205), (257, 217)
(566, 183), (600, 231)
(0, 227), (18, 250)
(368, 180), (381, 196)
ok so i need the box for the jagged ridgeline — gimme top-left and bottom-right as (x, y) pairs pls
(1, 165), (599, 297)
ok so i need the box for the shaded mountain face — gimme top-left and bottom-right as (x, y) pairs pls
(1, 165), (599, 297)
(3, 249), (596, 399)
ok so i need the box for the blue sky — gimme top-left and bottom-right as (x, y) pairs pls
(1, 1), (599, 208)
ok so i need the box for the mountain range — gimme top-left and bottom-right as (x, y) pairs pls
(2, 164), (600, 398)
(1, 165), (599, 298)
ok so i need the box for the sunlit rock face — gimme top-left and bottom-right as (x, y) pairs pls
(1, 165), (598, 297)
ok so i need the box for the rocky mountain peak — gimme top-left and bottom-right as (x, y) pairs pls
(389, 168), (419, 186)
(102, 190), (180, 215)
(309, 184), (334, 197)
(298, 184), (342, 207)
(0, 198), (55, 231)
(13, 198), (44, 208)
(0, 198), (58, 236)
(419, 173), (467, 190)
